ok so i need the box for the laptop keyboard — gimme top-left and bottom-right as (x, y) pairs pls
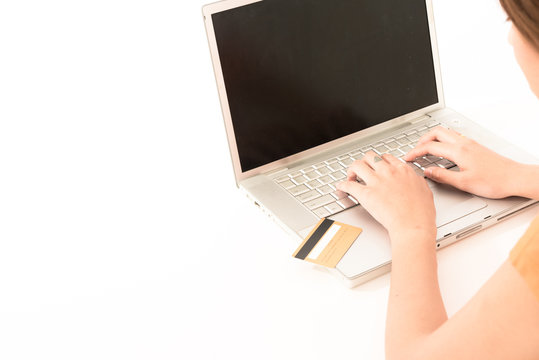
(274, 122), (457, 218)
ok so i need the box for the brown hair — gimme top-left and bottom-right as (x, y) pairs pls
(499, 0), (539, 51)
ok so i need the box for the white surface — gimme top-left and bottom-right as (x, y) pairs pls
(1, 1), (539, 359)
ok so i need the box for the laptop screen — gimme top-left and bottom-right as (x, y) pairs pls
(212, 0), (438, 173)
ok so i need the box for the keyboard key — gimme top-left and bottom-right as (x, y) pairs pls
(341, 157), (354, 166)
(389, 149), (403, 157)
(338, 155), (350, 161)
(280, 180), (296, 189)
(297, 190), (321, 203)
(414, 157), (432, 168)
(275, 175), (290, 183)
(317, 166), (332, 175)
(328, 163), (344, 172)
(423, 163), (438, 170)
(289, 184), (310, 196)
(319, 175), (333, 184)
(426, 121), (440, 128)
(337, 196), (357, 209)
(325, 202), (344, 215)
(331, 171), (346, 180)
(349, 150), (362, 157)
(375, 145), (389, 154)
(361, 146), (373, 152)
(313, 162), (326, 169)
(289, 171), (302, 177)
(425, 155), (442, 163)
(385, 141), (399, 150)
(305, 195), (335, 210)
(317, 185), (334, 194)
(292, 175), (308, 185)
(399, 144), (413, 153)
(396, 137), (411, 145)
(436, 159), (456, 169)
(306, 179), (322, 189)
(304, 171), (320, 180)
(331, 190), (349, 200)
(408, 133), (421, 141)
(312, 206), (331, 218)
(302, 166), (315, 173)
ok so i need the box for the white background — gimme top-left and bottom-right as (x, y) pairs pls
(1, 0), (539, 359)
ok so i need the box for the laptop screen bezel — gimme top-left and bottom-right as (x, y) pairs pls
(203, 0), (445, 184)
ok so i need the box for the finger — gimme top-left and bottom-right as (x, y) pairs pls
(381, 153), (404, 167)
(337, 180), (365, 199)
(347, 159), (376, 184)
(417, 126), (461, 146)
(424, 166), (461, 186)
(363, 151), (388, 171)
(403, 141), (456, 162)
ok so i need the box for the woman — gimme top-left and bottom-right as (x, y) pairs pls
(337, 1), (539, 359)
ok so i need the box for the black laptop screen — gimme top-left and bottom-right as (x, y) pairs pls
(212, 0), (438, 172)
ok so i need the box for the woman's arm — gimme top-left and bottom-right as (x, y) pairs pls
(338, 151), (539, 360)
(390, 259), (539, 360)
(514, 164), (539, 199)
(385, 230), (447, 360)
(404, 126), (539, 200)
(337, 152), (449, 358)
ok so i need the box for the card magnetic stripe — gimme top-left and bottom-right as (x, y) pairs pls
(295, 218), (335, 260)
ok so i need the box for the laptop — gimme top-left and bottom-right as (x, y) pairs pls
(202, 0), (539, 287)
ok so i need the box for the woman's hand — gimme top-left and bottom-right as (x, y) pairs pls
(403, 127), (522, 199)
(337, 151), (436, 240)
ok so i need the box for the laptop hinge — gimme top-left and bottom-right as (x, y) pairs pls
(410, 114), (431, 124)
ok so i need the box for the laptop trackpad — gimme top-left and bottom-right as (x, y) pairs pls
(430, 181), (487, 227)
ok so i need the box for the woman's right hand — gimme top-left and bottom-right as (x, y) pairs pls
(403, 126), (524, 199)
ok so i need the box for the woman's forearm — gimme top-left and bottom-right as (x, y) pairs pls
(513, 164), (539, 200)
(384, 162), (539, 360)
(385, 230), (448, 360)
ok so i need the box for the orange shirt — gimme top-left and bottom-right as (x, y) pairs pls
(510, 214), (539, 302)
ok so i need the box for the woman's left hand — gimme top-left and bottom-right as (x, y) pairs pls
(337, 151), (437, 240)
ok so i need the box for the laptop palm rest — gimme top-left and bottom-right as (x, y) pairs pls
(326, 182), (487, 278)
(428, 181), (487, 228)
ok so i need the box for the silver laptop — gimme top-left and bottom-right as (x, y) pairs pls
(203, 0), (538, 287)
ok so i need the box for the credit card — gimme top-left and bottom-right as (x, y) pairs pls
(293, 218), (362, 268)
